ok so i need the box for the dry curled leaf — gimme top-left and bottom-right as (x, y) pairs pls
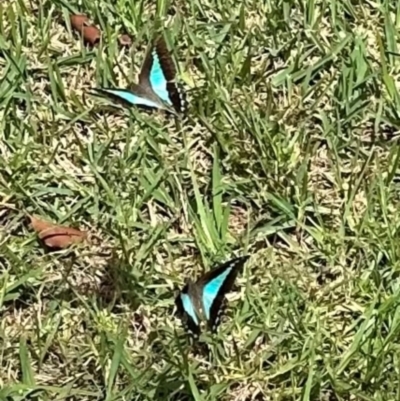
(70, 14), (101, 46)
(30, 215), (88, 249)
(119, 34), (132, 47)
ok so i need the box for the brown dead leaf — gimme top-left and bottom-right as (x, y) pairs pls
(70, 14), (88, 30)
(70, 14), (101, 46)
(30, 215), (88, 249)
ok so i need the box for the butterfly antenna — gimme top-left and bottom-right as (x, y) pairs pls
(113, 57), (133, 87)
(232, 337), (243, 369)
(174, 115), (182, 132)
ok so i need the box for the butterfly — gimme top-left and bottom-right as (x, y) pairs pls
(175, 255), (249, 336)
(93, 36), (184, 114)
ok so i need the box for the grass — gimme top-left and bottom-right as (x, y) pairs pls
(1, 0), (400, 399)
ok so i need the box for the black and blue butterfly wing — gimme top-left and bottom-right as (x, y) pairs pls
(175, 256), (249, 335)
(153, 37), (184, 113)
(175, 287), (201, 336)
(139, 37), (184, 113)
(93, 37), (184, 113)
(92, 85), (163, 110)
(199, 256), (249, 331)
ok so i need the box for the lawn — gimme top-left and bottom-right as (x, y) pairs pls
(2, 0), (400, 400)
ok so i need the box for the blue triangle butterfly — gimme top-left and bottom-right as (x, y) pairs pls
(175, 256), (249, 336)
(93, 36), (184, 114)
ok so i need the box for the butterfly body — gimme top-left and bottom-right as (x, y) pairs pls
(93, 36), (184, 114)
(175, 256), (249, 336)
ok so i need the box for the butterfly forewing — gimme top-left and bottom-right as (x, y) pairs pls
(198, 256), (249, 330)
(202, 267), (232, 320)
(154, 37), (184, 113)
(137, 37), (183, 113)
(210, 297), (228, 332)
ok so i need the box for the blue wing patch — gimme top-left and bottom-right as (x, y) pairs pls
(149, 52), (172, 106)
(202, 267), (232, 320)
(98, 88), (161, 109)
(180, 293), (199, 326)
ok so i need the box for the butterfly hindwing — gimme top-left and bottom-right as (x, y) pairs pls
(175, 289), (201, 336)
(92, 87), (161, 109)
